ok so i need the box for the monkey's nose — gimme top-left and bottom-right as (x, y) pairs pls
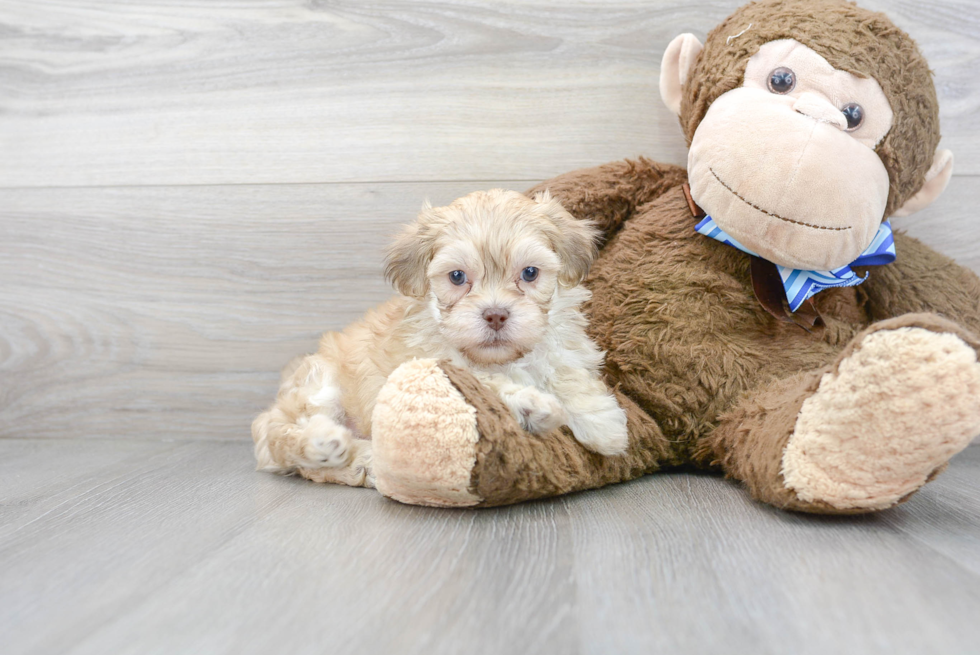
(792, 92), (846, 130)
(483, 308), (510, 331)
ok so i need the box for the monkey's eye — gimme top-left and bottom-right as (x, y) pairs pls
(841, 103), (864, 131)
(767, 67), (796, 94)
(521, 267), (539, 282)
(449, 270), (467, 286)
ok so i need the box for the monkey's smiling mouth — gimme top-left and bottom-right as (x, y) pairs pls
(709, 168), (851, 232)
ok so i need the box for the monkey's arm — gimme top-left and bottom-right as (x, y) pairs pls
(526, 158), (688, 244)
(860, 232), (980, 334)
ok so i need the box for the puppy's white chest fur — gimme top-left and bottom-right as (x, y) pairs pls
(468, 286), (603, 386)
(402, 285), (604, 391)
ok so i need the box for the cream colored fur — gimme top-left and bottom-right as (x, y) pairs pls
(251, 189), (629, 486)
(782, 328), (980, 510)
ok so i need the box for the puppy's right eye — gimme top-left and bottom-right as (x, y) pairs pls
(449, 270), (467, 286)
(521, 267), (538, 282)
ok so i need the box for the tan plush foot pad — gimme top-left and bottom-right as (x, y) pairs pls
(371, 359), (482, 507)
(783, 327), (980, 510)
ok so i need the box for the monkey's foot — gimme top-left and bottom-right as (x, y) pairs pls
(370, 359), (482, 507)
(782, 327), (980, 510)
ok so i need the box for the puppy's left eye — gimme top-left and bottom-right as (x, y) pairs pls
(521, 267), (538, 282)
(449, 270), (467, 286)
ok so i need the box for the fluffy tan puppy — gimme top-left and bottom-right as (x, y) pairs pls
(252, 189), (629, 487)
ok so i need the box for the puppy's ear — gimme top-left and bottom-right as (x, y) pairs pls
(533, 190), (599, 286)
(384, 203), (436, 298)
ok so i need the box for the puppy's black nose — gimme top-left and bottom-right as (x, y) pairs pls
(483, 308), (509, 331)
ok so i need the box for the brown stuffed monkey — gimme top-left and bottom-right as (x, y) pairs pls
(303, 0), (980, 513)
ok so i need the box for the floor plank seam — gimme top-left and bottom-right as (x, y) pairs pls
(0, 179), (548, 192)
(0, 173), (975, 193)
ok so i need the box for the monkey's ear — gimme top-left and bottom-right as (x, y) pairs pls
(533, 191), (599, 287)
(660, 33), (703, 117)
(892, 150), (954, 218)
(384, 207), (435, 298)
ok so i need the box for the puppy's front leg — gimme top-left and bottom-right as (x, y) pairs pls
(548, 367), (629, 456)
(252, 354), (374, 488)
(474, 372), (566, 435)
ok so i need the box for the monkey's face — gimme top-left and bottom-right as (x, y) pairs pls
(687, 39), (894, 271)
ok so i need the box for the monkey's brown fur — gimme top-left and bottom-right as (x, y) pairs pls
(313, 0), (980, 512)
(433, 158), (978, 510)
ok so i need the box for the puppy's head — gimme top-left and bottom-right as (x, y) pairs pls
(385, 189), (598, 365)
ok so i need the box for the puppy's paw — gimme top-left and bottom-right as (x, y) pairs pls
(567, 397), (629, 456)
(352, 439), (376, 489)
(298, 438), (376, 488)
(300, 414), (355, 468)
(509, 387), (566, 434)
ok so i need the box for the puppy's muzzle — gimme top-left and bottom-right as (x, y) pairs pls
(482, 308), (510, 332)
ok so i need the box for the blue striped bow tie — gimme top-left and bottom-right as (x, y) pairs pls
(695, 216), (897, 312)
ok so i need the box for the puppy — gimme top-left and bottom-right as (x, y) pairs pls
(252, 189), (629, 487)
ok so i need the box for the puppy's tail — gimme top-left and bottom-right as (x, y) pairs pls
(251, 410), (292, 474)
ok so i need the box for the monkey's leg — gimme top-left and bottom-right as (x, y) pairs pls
(525, 159), (688, 242)
(370, 359), (685, 508)
(469, 371), (567, 436)
(699, 316), (980, 513)
(861, 232), (980, 333)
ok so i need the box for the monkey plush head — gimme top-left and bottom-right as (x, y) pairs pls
(660, 0), (953, 271)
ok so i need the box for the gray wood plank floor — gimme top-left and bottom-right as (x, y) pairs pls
(1, 439), (979, 655)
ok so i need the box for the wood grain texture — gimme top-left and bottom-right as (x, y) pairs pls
(0, 439), (978, 655)
(0, 180), (526, 440)
(1, 0), (979, 187)
(1, 176), (978, 441)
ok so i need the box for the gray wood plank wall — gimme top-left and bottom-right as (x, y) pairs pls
(2, 0), (979, 441)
